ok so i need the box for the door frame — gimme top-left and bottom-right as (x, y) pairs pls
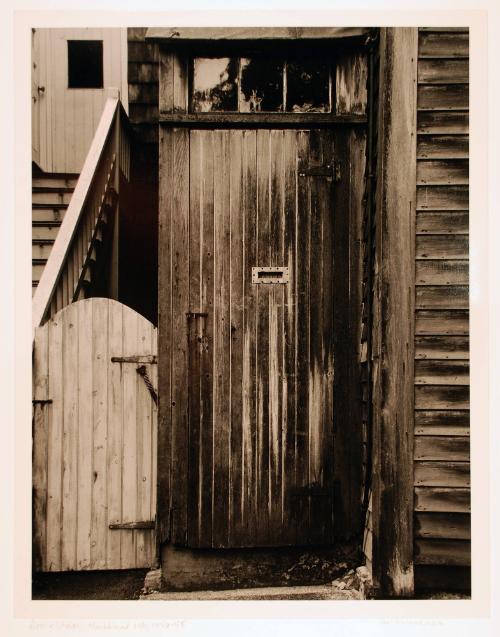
(154, 28), (418, 597)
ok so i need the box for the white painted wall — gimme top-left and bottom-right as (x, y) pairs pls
(32, 28), (128, 174)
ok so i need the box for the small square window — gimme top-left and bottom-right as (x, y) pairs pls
(68, 40), (103, 89)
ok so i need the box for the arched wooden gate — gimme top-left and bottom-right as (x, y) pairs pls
(32, 298), (157, 571)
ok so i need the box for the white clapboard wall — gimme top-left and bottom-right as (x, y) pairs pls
(32, 298), (157, 572)
(32, 28), (128, 174)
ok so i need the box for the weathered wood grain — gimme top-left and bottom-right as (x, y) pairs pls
(415, 310), (469, 335)
(415, 385), (469, 409)
(416, 285), (469, 309)
(415, 335), (469, 359)
(414, 360), (469, 385)
(417, 185), (468, 210)
(416, 235), (469, 258)
(414, 462), (470, 487)
(415, 410), (469, 436)
(416, 212), (468, 235)
(371, 27), (417, 597)
(165, 128), (342, 549)
(418, 59), (468, 84)
(417, 111), (468, 134)
(156, 126), (173, 546)
(415, 260), (468, 285)
(414, 513), (470, 540)
(33, 299), (157, 572)
(33, 324), (49, 572)
(418, 32), (469, 58)
(335, 51), (368, 115)
(414, 487), (470, 512)
(418, 85), (468, 110)
(147, 26), (370, 41)
(417, 135), (468, 159)
(417, 159), (468, 185)
(414, 435), (469, 461)
(414, 539), (470, 565)
(170, 128), (190, 546)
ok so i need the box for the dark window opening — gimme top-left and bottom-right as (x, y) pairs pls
(68, 40), (103, 89)
(190, 53), (335, 113)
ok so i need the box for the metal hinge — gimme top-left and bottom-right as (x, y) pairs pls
(186, 311), (208, 319)
(32, 399), (52, 405)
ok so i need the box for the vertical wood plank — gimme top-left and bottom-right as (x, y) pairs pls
(268, 130), (284, 543)
(171, 128), (190, 545)
(46, 314), (63, 570)
(229, 130), (244, 545)
(33, 324), (49, 572)
(294, 130), (311, 541)
(135, 320), (154, 566)
(187, 130), (202, 547)
(282, 130), (297, 544)
(255, 129), (271, 544)
(157, 126), (173, 545)
(371, 27), (418, 597)
(199, 130), (215, 547)
(121, 308), (138, 567)
(212, 130), (231, 548)
(61, 305), (79, 570)
(90, 299), (108, 568)
(76, 300), (92, 569)
(106, 302), (123, 568)
(241, 129), (258, 543)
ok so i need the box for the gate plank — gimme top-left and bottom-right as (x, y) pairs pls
(61, 305), (79, 570)
(121, 308), (139, 567)
(33, 323), (49, 572)
(76, 299), (93, 569)
(91, 299), (109, 568)
(106, 301), (124, 569)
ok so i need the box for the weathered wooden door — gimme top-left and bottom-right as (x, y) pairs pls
(32, 298), (157, 571)
(170, 128), (338, 548)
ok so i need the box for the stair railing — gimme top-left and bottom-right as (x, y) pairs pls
(32, 92), (130, 334)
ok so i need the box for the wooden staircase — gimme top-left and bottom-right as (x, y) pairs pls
(32, 95), (130, 332)
(32, 174), (78, 295)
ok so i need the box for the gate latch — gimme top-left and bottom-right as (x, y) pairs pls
(298, 160), (341, 182)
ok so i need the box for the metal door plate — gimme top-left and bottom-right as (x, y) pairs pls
(252, 266), (289, 284)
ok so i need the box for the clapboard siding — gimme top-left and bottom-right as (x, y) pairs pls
(414, 29), (469, 585)
(32, 298), (158, 572)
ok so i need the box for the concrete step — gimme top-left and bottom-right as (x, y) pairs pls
(140, 583), (363, 601)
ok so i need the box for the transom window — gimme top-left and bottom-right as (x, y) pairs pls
(191, 55), (332, 113)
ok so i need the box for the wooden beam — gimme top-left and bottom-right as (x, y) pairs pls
(159, 113), (367, 127)
(371, 27), (418, 597)
(146, 27), (371, 42)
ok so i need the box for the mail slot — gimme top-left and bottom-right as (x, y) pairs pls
(252, 266), (289, 284)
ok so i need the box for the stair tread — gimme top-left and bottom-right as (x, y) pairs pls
(32, 186), (75, 194)
(32, 220), (62, 227)
(32, 203), (69, 209)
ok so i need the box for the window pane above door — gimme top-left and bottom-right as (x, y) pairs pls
(192, 57), (238, 112)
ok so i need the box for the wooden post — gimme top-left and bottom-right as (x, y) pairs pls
(371, 27), (417, 597)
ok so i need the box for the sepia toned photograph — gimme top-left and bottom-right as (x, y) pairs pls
(29, 24), (471, 602)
